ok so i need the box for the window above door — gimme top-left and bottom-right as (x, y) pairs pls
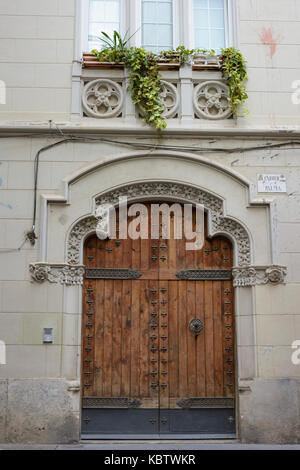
(80, 0), (238, 53)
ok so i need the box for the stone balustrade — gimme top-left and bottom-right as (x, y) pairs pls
(77, 61), (233, 124)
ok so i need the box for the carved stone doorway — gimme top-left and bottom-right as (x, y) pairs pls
(81, 203), (236, 438)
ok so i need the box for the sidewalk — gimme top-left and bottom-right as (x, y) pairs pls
(1, 441), (300, 450)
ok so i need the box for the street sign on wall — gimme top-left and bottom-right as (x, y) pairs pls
(257, 174), (287, 193)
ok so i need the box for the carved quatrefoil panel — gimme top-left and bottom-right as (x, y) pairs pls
(160, 81), (179, 118)
(139, 81), (179, 119)
(82, 79), (123, 118)
(193, 80), (232, 120)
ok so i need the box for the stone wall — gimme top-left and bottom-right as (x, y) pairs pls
(0, 0), (75, 121)
(0, 0), (300, 126)
(0, 379), (80, 444)
(0, 0), (300, 444)
(0, 136), (299, 443)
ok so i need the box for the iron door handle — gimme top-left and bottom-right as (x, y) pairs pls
(189, 318), (204, 337)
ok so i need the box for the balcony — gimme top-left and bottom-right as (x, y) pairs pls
(71, 53), (233, 129)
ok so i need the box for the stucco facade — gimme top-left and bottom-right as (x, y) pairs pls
(0, 0), (300, 444)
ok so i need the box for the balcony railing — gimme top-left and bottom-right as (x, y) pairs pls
(71, 54), (233, 125)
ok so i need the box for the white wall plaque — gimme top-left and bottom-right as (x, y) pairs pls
(257, 174), (287, 193)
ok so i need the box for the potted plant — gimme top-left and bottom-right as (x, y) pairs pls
(84, 30), (136, 69)
(192, 49), (223, 69)
(156, 49), (181, 70)
(85, 32), (248, 128)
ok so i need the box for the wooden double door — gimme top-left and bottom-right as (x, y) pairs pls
(81, 204), (236, 438)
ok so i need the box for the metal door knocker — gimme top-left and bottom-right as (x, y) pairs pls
(189, 318), (204, 337)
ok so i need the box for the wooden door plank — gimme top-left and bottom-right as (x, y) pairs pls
(184, 208), (197, 270)
(103, 280), (113, 396)
(94, 279), (105, 396)
(131, 236), (141, 271)
(130, 280), (140, 398)
(82, 237), (97, 397)
(187, 281), (197, 397)
(223, 280), (235, 397)
(159, 280), (169, 409)
(168, 210), (177, 272)
(213, 280), (224, 397)
(82, 279), (96, 397)
(121, 280), (131, 397)
(149, 280), (159, 404)
(141, 205), (151, 272)
(112, 280), (122, 396)
(178, 280), (188, 398)
(204, 280), (214, 397)
(195, 281), (206, 397)
(168, 281), (179, 400)
(139, 280), (150, 398)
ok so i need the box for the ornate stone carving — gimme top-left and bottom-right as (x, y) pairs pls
(95, 182), (224, 213)
(68, 217), (98, 265)
(86, 268), (143, 280)
(232, 265), (287, 287)
(177, 397), (235, 409)
(82, 397), (142, 409)
(193, 80), (232, 120)
(159, 81), (179, 118)
(176, 269), (232, 281)
(82, 79), (123, 118)
(265, 266), (287, 284)
(29, 263), (85, 285)
(139, 81), (179, 119)
(66, 182), (251, 267)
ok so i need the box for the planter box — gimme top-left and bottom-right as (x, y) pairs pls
(157, 53), (181, 70)
(192, 54), (222, 70)
(82, 53), (125, 69)
(157, 60), (181, 70)
(82, 52), (223, 71)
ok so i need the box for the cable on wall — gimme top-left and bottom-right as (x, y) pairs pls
(1, 128), (300, 252)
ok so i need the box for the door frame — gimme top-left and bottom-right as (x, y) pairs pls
(28, 152), (287, 442)
(80, 226), (237, 439)
(72, 183), (252, 440)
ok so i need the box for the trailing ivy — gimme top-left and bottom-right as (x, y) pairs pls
(125, 48), (166, 129)
(92, 32), (248, 129)
(221, 47), (248, 116)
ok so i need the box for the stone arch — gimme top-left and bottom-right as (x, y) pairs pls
(66, 181), (251, 267)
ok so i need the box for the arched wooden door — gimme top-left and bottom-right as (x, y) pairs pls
(81, 203), (236, 438)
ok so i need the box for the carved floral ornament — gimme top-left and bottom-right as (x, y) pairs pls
(193, 81), (232, 120)
(29, 263), (85, 286)
(159, 81), (179, 119)
(29, 182), (286, 287)
(82, 79), (124, 118)
(138, 80), (179, 119)
(232, 266), (287, 287)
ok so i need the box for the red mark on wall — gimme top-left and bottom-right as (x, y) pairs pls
(260, 27), (280, 59)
